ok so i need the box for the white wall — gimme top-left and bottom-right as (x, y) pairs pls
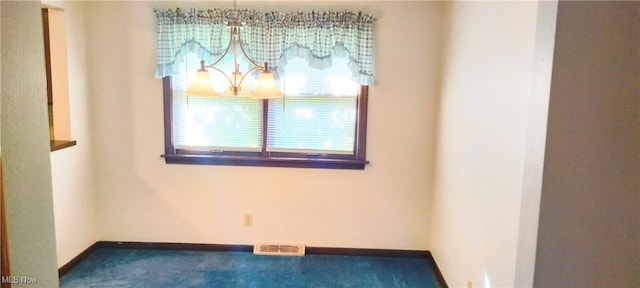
(514, 1), (557, 286)
(429, 1), (540, 287)
(42, 0), (100, 268)
(534, 1), (640, 287)
(1, 1), (59, 287)
(86, 1), (442, 250)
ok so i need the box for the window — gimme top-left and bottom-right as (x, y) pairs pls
(155, 8), (376, 169)
(162, 53), (369, 169)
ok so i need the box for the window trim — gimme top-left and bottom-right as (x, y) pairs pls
(161, 77), (369, 170)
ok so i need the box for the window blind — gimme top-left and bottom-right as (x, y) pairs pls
(172, 53), (263, 152)
(266, 58), (358, 154)
(171, 54), (358, 155)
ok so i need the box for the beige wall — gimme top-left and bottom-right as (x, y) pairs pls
(86, 1), (442, 250)
(429, 1), (540, 287)
(534, 1), (640, 287)
(42, 0), (100, 268)
(1, 1), (59, 287)
(3, 2), (635, 287)
(12, 3), (637, 287)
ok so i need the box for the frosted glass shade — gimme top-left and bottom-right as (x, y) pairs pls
(184, 70), (218, 98)
(221, 72), (251, 97)
(252, 71), (283, 99)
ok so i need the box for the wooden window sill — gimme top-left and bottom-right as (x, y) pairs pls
(50, 140), (77, 152)
(162, 154), (368, 170)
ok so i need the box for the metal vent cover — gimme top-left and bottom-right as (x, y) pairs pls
(253, 243), (305, 256)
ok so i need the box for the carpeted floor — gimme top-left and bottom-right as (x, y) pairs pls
(60, 248), (442, 287)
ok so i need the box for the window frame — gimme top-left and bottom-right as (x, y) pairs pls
(162, 77), (369, 170)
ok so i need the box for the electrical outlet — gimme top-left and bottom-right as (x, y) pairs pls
(244, 214), (252, 226)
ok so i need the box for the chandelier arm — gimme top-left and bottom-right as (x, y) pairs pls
(235, 25), (265, 70)
(237, 66), (262, 87)
(205, 26), (235, 69)
(206, 65), (234, 88)
(232, 29), (239, 73)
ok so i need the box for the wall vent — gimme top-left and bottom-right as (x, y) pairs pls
(253, 243), (305, 256)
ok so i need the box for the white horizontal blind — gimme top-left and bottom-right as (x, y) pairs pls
(267, 58), (358, 154)
(172, 53), (263, 151)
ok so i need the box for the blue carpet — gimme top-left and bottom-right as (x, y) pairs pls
(60, 248), (441, 288)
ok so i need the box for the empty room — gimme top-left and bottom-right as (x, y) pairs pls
(1, 1), (638, 287)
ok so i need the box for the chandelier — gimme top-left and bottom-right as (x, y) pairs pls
(184, 1), (283, 99)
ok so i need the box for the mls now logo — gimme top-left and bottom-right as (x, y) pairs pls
(1, 275), (38, 284)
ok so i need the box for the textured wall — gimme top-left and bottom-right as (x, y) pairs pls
(1, 1), (59, 287)
(534, 2), (640, 287)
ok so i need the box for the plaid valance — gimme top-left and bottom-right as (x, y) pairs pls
(154, 8), (377, 85)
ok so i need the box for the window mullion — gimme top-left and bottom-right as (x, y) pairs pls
(261, 99), (269, 156)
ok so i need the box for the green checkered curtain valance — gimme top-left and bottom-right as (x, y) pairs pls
(154, 8), (376, 85)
